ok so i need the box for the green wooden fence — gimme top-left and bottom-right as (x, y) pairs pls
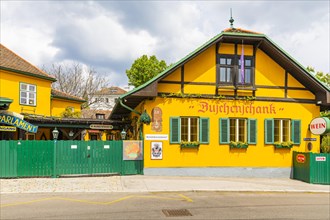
(0, 140), (143, 178)
(293, 151), (330, 185)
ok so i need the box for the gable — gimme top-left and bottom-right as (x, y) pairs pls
(110, 28), (329, 119)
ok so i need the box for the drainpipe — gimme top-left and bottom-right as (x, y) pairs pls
(119, 98), (143, 140)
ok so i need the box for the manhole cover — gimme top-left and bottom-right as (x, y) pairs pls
(162, 209), (192, 217)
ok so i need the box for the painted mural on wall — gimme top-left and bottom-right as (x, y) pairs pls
(151, 107), (162, 132)
(123, 140), (143, 160)
(194, 101), (285, 115)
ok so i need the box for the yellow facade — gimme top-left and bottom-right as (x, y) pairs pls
(0, 69), (82, 118)
(51, 98), (82, 117)
(126, 38), (324, 170)
(143, 98), (319, 168)
(0, 69), (52, 116)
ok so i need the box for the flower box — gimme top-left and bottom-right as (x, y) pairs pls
(229, 142), (248, 149)
(180, 142), (200, 148)
(274, 142), (293, 149)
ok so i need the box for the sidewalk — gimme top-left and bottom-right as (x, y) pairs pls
(1, 175), (329, 194)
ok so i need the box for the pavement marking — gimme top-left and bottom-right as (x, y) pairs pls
(178, 193), (193, 202)
(0, 193), (193, 208)
(0, 197), (56, 208)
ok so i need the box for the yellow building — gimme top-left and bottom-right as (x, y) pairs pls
(110, 28), (330, 177)
(0, 44), (119, 140)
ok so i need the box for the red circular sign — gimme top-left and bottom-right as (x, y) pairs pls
(296, 154), (305, 163)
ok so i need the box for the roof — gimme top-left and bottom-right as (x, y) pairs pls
(51, 89), (86, 103)
(110, 27), (330, 119)
(22, 113), (125, 129)
(81, 109), (112, 119)
(0, 44), (56, 82)
(94, 86), (127, 95)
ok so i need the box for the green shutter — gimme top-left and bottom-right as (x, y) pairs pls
(291, 120), (301, 145)
(170, 117), (180, 143)
(248, 119), (257, 144)
(219, 118), (230, 144)
(199, 117), (209, 144)
(264, 119), (274, 144)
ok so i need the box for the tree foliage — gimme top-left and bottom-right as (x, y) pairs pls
(126, 55), (168, 87)
(60, 107), (81, 118)
(43, 62), (108, 108)
(307, 66), (330, 87)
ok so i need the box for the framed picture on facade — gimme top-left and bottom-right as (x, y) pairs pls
(151, 142), (163, 160)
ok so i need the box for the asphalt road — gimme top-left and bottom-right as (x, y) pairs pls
(1, 192), (329, 219)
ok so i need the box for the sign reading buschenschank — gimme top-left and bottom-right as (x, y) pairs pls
(0, 113), (38, 133)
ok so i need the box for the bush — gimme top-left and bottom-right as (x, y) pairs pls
(320, 136), (330, 153)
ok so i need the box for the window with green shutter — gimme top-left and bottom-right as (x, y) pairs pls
(220, 118), (255, 146)
(170, 117), (180, 143)
(219, 118), (230, 144)
(291, 120), (301, 144)
(264, 119), (274, 144)
(199, 117), (209, 144)
(170, 117), (209, 145)
(248, 119), (257, 144)
(264, 118), (301, 147)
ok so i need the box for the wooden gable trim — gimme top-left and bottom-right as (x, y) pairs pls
(131, 81), (158, 97)
(181, 66), (184, 93)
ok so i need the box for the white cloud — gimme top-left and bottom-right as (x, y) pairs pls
(57, 14), (158, 61)
(0, 0), (329, 88)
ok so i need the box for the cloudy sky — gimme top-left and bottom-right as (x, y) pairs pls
(1, 1), (329, 87)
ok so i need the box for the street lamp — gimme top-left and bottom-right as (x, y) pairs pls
(52, 127), (59, 178)
(120, 129), (127, 140)
(52, 127), (59, 141)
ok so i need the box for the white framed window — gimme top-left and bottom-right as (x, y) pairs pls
(181, 117), (199, 142)
(274, 119), (290, 142)
(219, 118), (257, 144)
(170, 117), (209, 144)
(96, 114), (105, 119)
(230, 118), (247, 142)
(20, 83), (36, 106)
(264, 118), (301, 144)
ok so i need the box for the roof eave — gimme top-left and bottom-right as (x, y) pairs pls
(0, 66), (57, 82)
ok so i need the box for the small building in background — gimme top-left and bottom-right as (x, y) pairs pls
(89, 86), (127, 110)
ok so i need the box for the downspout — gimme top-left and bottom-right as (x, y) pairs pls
(119, 98), (141, 116)
(118, 98), (143, 140)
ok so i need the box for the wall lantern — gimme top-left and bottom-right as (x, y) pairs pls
(120, 129), (127, 140)
(69, 130), (74, 137)
(52, 127), (59, 140)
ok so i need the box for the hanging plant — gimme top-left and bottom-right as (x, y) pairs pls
(139, 110), (151, 125)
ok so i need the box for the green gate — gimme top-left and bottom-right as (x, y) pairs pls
(0, 140), (143, 178)
(293, 151), (330, 185)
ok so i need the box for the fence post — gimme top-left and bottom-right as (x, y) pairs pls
(52, 140), (57, 178)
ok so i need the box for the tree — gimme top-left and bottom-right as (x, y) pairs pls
(307, 66), (330, 87)
(43, 62), (108, 108)
(126, 55), (168, 87)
